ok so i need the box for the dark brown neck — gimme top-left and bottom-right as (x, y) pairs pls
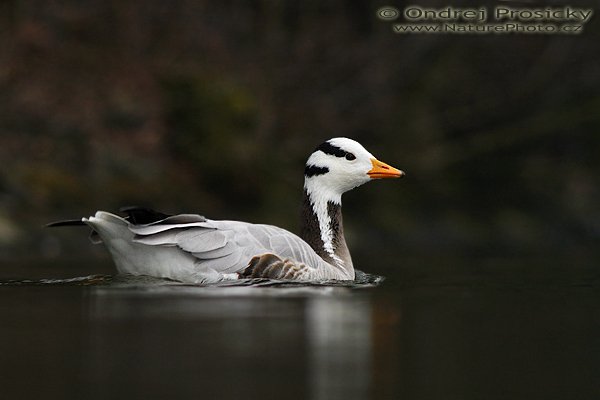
(300, 189), (353, 270)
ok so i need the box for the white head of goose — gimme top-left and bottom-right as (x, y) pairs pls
(49, 137), (404, 283)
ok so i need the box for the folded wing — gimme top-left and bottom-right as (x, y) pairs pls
(130, 214), (322, 277)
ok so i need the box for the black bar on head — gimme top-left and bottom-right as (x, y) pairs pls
(315, 141), (347, 158)
(304, 165), (329, 177)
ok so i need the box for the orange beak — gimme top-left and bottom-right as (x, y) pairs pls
(367, 158), (405, 179)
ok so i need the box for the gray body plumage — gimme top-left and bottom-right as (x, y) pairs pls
(85, 211), (352, 284)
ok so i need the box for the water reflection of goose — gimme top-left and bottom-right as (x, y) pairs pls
(87, 286), (373, 400)
(307, 295), (372, 400)
(50, 138), (403, 283)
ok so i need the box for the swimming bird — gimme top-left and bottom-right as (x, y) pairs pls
(49, 138), (404, 283)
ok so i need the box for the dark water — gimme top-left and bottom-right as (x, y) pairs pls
(1, 258), (599, 400)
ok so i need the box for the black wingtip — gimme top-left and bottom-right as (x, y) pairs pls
(46, 206), (173, 228)
(119, 206), (172, 225)
(46, 219), (86, 228)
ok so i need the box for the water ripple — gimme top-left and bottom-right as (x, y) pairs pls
(0, 270), (384, 289)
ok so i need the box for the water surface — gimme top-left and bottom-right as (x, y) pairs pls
(1, 258), (599, 400)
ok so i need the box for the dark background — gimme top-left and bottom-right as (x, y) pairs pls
(0, 0), (598, 274)
(1, 2), (599, 400)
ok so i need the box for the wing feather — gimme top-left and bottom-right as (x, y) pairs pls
(126, 216), (323, 278)
(155, 214), (206, 224)
(132, 228), (187, 246)
(194, 250), (244, 274)
(175, 229), (227, 253)
(130, 222), (214, 236)
(192, 241), (236, 259)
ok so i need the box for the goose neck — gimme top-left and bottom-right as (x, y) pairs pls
(300, 186), (353, 273)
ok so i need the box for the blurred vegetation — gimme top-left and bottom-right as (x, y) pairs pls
(0, 1), (598, 271)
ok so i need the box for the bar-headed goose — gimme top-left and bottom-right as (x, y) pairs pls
(50, 138), (404, 283)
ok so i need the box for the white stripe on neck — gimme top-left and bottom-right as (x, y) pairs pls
(304, 178), (343, 265)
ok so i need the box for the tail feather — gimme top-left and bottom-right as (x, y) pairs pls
(83, 212), (132, 251)
(47, 212), (129, 245)
(46, 219), (86, 228)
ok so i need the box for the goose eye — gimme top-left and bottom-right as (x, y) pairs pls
(345, 152), (356, 161)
